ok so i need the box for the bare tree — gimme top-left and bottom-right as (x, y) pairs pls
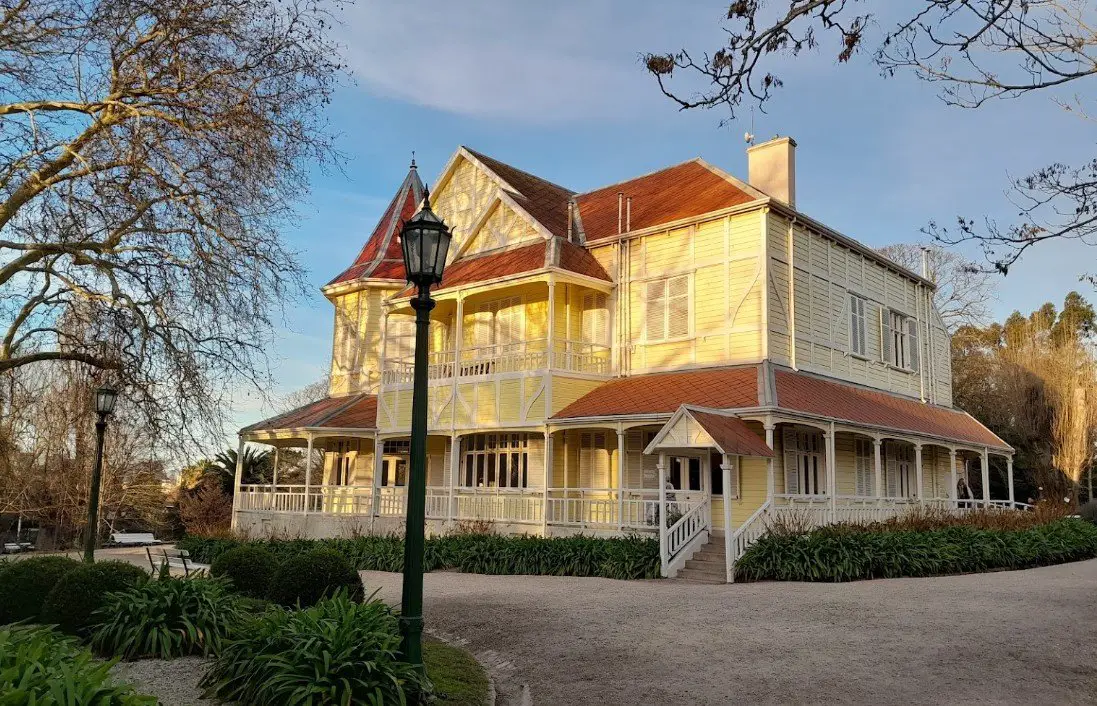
(878, 243), (995, 331)
(643, 1), (1097, 275)
(0, 0), (347, 450)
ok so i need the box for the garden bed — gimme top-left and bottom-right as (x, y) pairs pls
(178, 531), (661, 580)
(735, 516), (1097, 582)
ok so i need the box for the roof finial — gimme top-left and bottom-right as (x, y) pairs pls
(422, 183), (431, 209)
(410, 150), (417, 170)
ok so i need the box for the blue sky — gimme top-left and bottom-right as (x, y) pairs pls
(228, 0), (1097, 432)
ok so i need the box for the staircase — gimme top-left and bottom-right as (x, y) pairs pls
(675, 535), (727, 584)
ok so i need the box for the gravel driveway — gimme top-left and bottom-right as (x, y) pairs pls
(362, 560), (1097, 706)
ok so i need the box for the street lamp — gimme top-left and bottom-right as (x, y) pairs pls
(85, 386), (118, 562)
(398, 187), (451, 669)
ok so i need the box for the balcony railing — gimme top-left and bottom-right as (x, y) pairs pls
(380, 337), (612, 385)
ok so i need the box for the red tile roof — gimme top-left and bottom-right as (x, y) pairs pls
(241, 394), (377, 434)
(557, 239), (611, 282)
(466, 149), (575, 238)
(327, 167), (424, 286)
(552, 367), (760, 419)
(687, 409), (774, 458)
(575, 160), (756, 242)
(772, 370), (1009, 449)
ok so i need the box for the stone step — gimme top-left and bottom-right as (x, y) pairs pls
(676, 567), (726, 584)
(686, 555), (726, 568)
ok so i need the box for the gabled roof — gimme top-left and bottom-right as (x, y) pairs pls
(327, 165), (425, 287)
(645, 405), (774, 458)
(575, 159), (757, 242)
(241, 394), (377, 435)
(464, 148), (575, 239)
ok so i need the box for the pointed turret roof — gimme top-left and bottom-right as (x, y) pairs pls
(327, 162), (425, 287)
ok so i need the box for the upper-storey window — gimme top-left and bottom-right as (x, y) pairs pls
(581, 292), (607, 345)
(849, 294), (867, 357)
(476, 296), (523, 353)
(644, 275), (689, 342)
(882, 309), (919, 372)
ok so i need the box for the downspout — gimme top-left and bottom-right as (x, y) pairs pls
(787, 213), (799, 370)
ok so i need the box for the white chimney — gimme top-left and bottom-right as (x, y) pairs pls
(747, 136), (796, 208)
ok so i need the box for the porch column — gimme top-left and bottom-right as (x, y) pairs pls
(721, 454), (734, 583)
(1007, 455), (1015, 508)
(372, 435), (383, 523)
(542, 430), (553, 536)
(448, 435), (461, 524)
(873, 438), (884, 505)
(547, 277), (556, 370)
(914, 443), (924, 505)
(825, 424), (836, 522)
(272, 446), (280, 488)
(303, 433), (314, 517)
(764, 419), (776, 501)
(981, 447), (991, 507)
(230, 436), (245, 530)
(949, 448), (958, 508)
(658, 452), (668, 575)
(617, 424), (626, 529)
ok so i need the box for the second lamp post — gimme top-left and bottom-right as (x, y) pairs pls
(398, 187), (452, 669)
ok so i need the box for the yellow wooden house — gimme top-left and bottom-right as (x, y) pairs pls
(233, 138), (1015, 582)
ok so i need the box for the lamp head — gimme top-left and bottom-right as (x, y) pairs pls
(400, 186), (451, 289)
(94, 387), (118, 416)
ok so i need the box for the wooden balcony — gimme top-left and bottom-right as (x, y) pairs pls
(380, 338), (611, 386)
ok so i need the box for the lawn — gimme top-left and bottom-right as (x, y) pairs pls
(425, 638), (491, 706)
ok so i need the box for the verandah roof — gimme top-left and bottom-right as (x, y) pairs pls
(240, 393), (377, 435)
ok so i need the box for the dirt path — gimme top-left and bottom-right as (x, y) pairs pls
(362, 561), (1097, 705)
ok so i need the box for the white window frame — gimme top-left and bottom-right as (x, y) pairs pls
(643, 274), (691, 343)
(849, 294), (867, 357)
(854, 438), (874, 496)
(460, 433), (531, 489)
(783, 427), (827, 496)
(883, 309), (919, 372)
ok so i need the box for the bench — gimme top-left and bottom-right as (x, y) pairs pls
(147, 547), (193, 576)
(110, 532), (163, 547)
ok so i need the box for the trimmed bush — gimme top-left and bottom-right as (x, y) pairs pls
(179, 531), (662, 580)
(0, 555), (80, 625)
(90, 576), (244, 659)
(200, 593), (427, 704)
(0, 624), (155, 704)
(41, 561), (150, 635)
(1079, 500), (1097, 525)
(735, 517), (1097, 582)
(210, 544), (278, 598)
(268, 548), (364, 607)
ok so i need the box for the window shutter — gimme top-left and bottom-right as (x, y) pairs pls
(667, 276), (689, 338)
(593, 432), (608, 486)
(855, 440), (872, 496)
(880, 307), (893, 364)
(579, 432), (593, 486)
(885, 444), (899, 497)
(782, 428), (800, 494)
(906, 317), (919, 371)
(581, 292), (608, 344)
(645, 280), (666, 341)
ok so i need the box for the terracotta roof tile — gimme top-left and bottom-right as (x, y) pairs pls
(398, 241), (549, 297)
(773, 369), (1009, 449)
(327, 168), (424, 286)
(465, 149), (575, 238)
(555, 239), (611, 282)
(552, 366), (760, 419)
(241, 394), (377, 434)
(576, 160), (755, 242)
(688, 409), (774, 458)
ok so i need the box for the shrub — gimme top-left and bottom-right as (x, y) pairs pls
(90, 576), (244, 659)
(1079, 500), (1097, 525)
(200, 593), (427, 705)
(41, 561), (150, 635)
(176, 535), (244, 564)
(0, 624), (155, 704)
(210, 544), (278, 598)
(735, 517), (1097, 582)
(0, 555), (81, 625)
(269, 548), (364, 607)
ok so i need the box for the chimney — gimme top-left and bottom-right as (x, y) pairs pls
(747, 136), (796, 207)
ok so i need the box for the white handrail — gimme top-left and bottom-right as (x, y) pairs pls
(666, 497), (710, 561)
(727, 500), (773, 579)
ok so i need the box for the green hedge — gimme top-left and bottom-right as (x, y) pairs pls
(41, 561), (150, 635)
(179, 532), (661, 580)
(209, 545), (278, 599)
(735, 517), (1097, 582)
(0, 555), (81, 625)
(268, 548), (365, 607)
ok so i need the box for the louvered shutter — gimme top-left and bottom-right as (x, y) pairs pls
(880, 307), (893, 364)
(667, 275), (690, 338)
(645, 281), (666, 341)
(579, 432), (593, 487)
(782, 428), (800, 494)
(906, 317), (919, 371)
(581, 293), (608, 344)
(593, 432), (608, 486)
(855, 439), (872, 496)
(885, 444), (899, 497)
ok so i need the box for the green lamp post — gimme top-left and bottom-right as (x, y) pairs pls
(84, 386), (118, 563)
(398, 186), (452, 669)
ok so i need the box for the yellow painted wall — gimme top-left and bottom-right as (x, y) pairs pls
(329, 286), (398, 396)
(461, 200), (540, 255)
(431, 156), (500, 259)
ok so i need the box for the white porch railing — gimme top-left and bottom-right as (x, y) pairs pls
(556, 340), (611, 375)
(665, 496), (711, 565)
(727, 499), (773, 580)
(381, 350), (456, 385)
(460, 339), (548, 377)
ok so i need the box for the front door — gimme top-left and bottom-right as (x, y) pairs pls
(668, 456), (703, 492)
(380, 456), (407, 487)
